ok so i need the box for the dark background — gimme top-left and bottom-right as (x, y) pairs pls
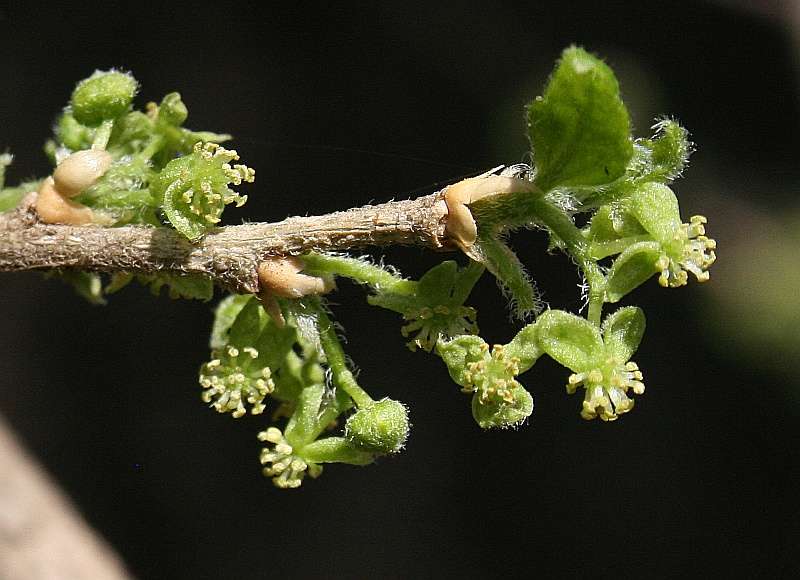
(1, 1), (799, 578)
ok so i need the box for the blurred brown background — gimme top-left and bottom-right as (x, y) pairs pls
(1, 1), (798, 577)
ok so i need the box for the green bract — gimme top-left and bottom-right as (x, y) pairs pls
(153, 142), (254, 240)
(70, 70), (138, 126)
(527, 46), (632, 192)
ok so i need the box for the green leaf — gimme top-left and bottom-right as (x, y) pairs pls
(471, 386), (533, 430)
(527, 46), (633, 192)
(628, 182), (681, 244)
(210, 294), (253, 349)
(504, 321), (542, 373)
(228, 298), (267, 346)
(605, 241), (662, 302)
(602, 306), (646, 363)
(535, 309), (603, 372)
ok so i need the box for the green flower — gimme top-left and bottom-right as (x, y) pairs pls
(258, 383), (375, 489)
(605, 183), (716, 301)
(368, 260), (483, 351)
(258, 427), (320, 489)
(152, 141), (254, 240)
(199, 345), (274, 418)
(536, 307), (646, 421)
(200, 296), (296, 418)
(436, 323), (540, 429)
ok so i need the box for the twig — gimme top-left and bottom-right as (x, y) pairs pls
(0, 191), (451, 294)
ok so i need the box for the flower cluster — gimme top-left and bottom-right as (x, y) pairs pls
(153, 141), (254, 240)
(199, 345), (274, 418)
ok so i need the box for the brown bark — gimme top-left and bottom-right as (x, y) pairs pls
(0, 191), (451, 294)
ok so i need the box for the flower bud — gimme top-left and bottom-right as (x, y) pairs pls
(158, 92), (188, 126)
(53, 149), (113, 197)
(345, 398), (409, 454)
(71, 70), (138, 126)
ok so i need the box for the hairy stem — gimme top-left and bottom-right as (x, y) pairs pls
(527, 198), (607, 325)
(300, 252), (415, 294)
(314, 304), (373, 409)
(0, 191), (449, 294)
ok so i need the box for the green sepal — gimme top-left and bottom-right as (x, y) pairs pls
(435, 335), (488, 388)
(586, 203), (646, 242)
(104, 272), (134, 295)
(628, 182), (681, 244)
(70, 70), (138, 126)
(471, 386), (533, 429)
(505, 321), (542, 373)
(345, 398), (409, 454)
(601, 306), (646, 363)
(367, 259), (482, 351)
(535, 309), (603, 372)
(604, 241), (661, 302)
(0, 155), (39, 212)
(300, 437), (376, 466)
(527, 46), (632, 192)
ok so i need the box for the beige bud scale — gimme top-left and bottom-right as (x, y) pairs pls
(36, 148), (113, 225)
(444, 175), (537, 251)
